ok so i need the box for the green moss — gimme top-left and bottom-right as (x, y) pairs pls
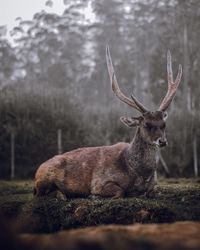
(0, 180), (33, 196)
(17, 197), (174, 233)
(0, 179), (200, 233)
(0, 181), (33, 218)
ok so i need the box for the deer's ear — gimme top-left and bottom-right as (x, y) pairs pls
(120, 116), (142, 127)
(163, 112), (168, 121)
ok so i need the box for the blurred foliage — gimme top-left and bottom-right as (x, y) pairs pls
(0, 0), (200, 178)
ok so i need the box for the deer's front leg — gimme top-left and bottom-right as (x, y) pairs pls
(145, 171), (157, 198)
(125, 177), (146, 197)
(93, 181), (124, 199)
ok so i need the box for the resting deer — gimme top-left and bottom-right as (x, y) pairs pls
(34, 46), (182, 198)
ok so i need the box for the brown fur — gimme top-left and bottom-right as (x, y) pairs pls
(34, 111), (168, 198)
(34, 143), (129, 198)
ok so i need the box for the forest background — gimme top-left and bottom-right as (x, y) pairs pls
(0, 0), (199, 178)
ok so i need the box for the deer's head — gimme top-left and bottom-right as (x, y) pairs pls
(106, 46), (182, 148)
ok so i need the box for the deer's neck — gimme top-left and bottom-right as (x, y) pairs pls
(125, 128), (157, 178)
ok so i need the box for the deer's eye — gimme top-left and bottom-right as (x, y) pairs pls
(144, 123), (153, 130)
(160, 124), (166, 130)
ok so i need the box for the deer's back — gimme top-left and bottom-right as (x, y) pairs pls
(35, 142), (129, 196)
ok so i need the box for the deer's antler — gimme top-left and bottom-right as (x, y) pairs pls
(158, 50), (182, 111)
(106, 45), (148, 114)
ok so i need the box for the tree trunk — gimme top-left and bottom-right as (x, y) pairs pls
(156, 150), (170, 176)
(182, 17), (190, 160)
(193, 135), (198, 177)
(11, 130), (15, 179)
(57, 129), (63, 154)
(183, 17), (190, 112)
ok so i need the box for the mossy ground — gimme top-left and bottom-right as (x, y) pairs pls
(0, 178), (200, 233)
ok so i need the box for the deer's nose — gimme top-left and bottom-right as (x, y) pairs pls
(158, 138), (167, 147)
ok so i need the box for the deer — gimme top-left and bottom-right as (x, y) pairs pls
(34, 46), (182, 199)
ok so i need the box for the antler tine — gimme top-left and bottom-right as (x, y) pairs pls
(131, 94), (148, 113)
(167, 50), (173, 84)
(175, 64), (182, 85)
(106, 45), (148, 113)
(158, 50), (182, 112)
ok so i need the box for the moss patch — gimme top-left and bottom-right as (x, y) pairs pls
(0, 180), (33, 196)
(0, 179), (200, 233)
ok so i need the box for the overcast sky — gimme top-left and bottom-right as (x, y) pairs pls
(0, 0), (65, 31)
